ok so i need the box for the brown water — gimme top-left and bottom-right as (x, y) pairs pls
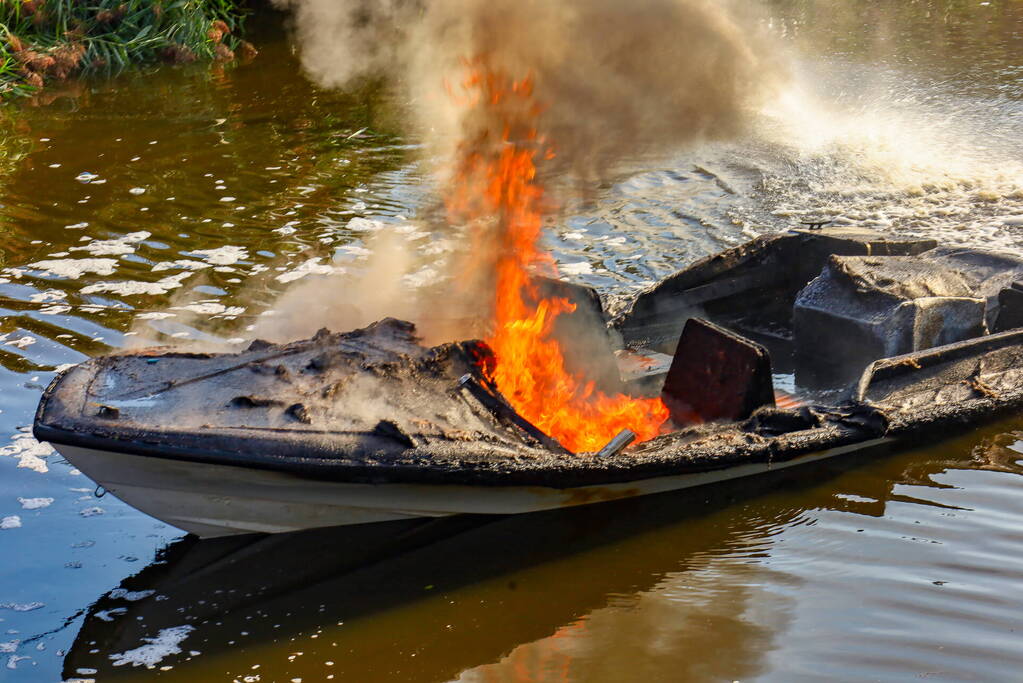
(1, 2), (1023, 680)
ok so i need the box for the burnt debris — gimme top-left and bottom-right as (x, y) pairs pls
(40, 318), (555, 458)
(794, 255), (987, 387)
(595, 429), (637, 458)
(456, 373), (571, 454)
(531, 276), (624, 396)
(231, 395), (287, 408)
(661, 318), (774, 425)
(286, 402), (312, 424)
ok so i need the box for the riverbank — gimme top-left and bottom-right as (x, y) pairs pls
(1, 0), (255, 99)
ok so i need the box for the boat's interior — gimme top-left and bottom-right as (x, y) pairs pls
(34, 225), (1023, 473)
(549, 226), (1023, 426)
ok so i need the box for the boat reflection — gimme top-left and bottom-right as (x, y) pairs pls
(61, 426), (1023, 681)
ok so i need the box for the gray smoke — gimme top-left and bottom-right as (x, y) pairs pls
(275, 0), (780, 179)
(266, 0), (782, 342)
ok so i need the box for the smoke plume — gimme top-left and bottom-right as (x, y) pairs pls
(266, 0), (781, 343)
(248, 227), (480, 345)
(276, 0), (776, 177)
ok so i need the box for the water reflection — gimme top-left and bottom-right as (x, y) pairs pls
(60, 427), (1023, 682)
(0, 16), (413, 357)
(58, 465), (832, 681)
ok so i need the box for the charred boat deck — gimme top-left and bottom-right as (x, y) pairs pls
(34, 227), (1023, 536)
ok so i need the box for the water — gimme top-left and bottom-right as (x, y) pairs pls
(2, 1), (1023, 680)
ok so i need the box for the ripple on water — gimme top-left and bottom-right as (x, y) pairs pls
(1, 5), (1023, 681)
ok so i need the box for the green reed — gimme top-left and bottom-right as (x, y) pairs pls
(0, 0), (249, 99)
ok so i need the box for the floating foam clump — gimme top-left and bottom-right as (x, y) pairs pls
(17, 498), (53, 510)
(109, 625), (195, 669)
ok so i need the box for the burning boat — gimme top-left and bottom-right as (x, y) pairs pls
(33, 226), (1023, 537)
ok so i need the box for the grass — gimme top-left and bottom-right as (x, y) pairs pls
(0, 0), (253, 99)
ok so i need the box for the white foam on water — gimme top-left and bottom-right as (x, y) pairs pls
(25, 258), (118, 279)
(79, 507), (104, 518)
(17, 498), (53, 510)
(151, 259), (212, 272)
(189, 246), (248, 266)
(72, 231), (151, 257)
(109, 625), (194, 669)
(94, 608), (128, 622)
(347, 217), (387, 232)
(172, 302), (229, 315)
(0, 435), (53, 474)
(559, 261), (594, 276)
(0, 516), (21, 530)
(276, 258), (336, 283)
(0, 602), (44, 612)
(5, 336), (35, 349)
(28, 289), (67, 303)
(109, 589), (155, 602)
(0, 641), (17, 653)
(6, 654), (31, 669)
(734, 59), (1023, 252)
(80, 272), (192, 296)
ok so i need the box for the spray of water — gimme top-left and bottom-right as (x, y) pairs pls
(727, 16), (1023, 246)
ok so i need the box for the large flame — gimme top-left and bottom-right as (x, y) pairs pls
(446, 59), (669, 453)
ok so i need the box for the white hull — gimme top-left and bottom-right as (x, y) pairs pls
(55, 439), (889, 538)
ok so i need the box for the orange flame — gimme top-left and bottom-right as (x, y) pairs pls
(447, 58), (669, 453)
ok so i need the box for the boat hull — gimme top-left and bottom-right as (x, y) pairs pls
(55, 437), (889, 538)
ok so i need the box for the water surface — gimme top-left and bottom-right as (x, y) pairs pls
(1, 2), (1023, 680)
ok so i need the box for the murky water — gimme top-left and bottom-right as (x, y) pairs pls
(2, 2), (1023, 680)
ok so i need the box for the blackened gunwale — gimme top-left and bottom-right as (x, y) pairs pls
(35, 395), (1023, 489)
(34, 345), (1023, 488)
(33, 355), (875, 488)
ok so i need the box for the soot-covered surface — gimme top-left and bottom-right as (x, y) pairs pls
(33, 315), (873, 487)
(33, 226), (1023, 491)
(35, 319), (555, 470)
(35, 309), (1023, 491)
